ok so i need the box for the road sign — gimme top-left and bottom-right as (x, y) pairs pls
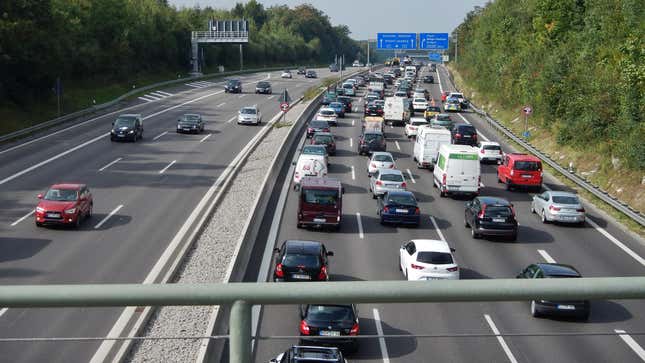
(419, 33), (449, 50)
(279, 89), (292, 104)
(428, 53), (442, 62)
(522, 106), (533, 115)
(442, 55), (450, 62)
(523, 130), (531, 138)
(377, 33), (416, 49)
(280, 102), (289, 112)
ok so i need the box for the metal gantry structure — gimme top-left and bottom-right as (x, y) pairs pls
(191, 20), (249, 75)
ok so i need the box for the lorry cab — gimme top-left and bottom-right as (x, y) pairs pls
(433, 144), (481, 198)
(297, 177), (343, 230)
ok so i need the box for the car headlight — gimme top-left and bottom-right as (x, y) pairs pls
(111, 130), (115, 134)
(36, 207), (45, 213)
(128, 130), (134, 134)
(65, 208), (76, 214)
(177, 125), (181, 129)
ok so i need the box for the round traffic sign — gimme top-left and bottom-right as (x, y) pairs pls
(522, 106), (533, 115)
(280, 102), (289, 111)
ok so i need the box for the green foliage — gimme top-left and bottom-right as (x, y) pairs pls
(454, 0), (644, 170)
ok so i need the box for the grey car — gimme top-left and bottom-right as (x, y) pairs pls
(369, 169), (407, 199)
(531, 191), (586, 225)
(237, 106), (262, 125)
(255, 81), (272, 94)
(431, 113), (454, 129)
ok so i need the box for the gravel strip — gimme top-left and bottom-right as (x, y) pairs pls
(126, 103), (308, 363)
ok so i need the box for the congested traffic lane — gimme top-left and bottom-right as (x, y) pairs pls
(0, 67), (336, 363)
(252, 66), (645, 362)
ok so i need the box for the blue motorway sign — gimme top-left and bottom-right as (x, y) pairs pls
(428, 53), (442, 62)
(377, 33), (417, 50)
(419, 33), (449, 50)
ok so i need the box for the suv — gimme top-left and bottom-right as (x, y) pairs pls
(357, 131), (386, 155)
(464, 196), (518, 241)
(255, 81), (272, 94)
(35, 184), (93, 228)
(497, 153), (543, 191)
(270, 346), (347, 363)
(224, 79), (242, 93)
(111, 114), (143, 142)
(273, 240), (334, 282)
(451, 124), (478, 146)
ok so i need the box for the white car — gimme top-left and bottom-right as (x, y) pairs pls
(237, 106), (262, 125)
(399, 239), (459, 281)
(478, 141), (503, 163)
(412, 98), (428, 112)
(316, 108), (338, 126)
(280, 70), (292, 79)
(405, 117), (428, 138)
(367, 152), (395, 175)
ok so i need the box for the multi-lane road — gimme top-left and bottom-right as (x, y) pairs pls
(0, 67), (338, 363)
(251, 65), (645, 362)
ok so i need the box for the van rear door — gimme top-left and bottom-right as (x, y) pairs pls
(299, 187), (341, 226)
(447, 153), (480, 191)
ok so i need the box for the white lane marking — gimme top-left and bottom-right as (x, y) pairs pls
(0, 308), (7, 317)
(356, 212), (364, 239)
(227, 116), (238, 123)
(142, 94), (161, 101)
(185, 83), (205, 88)
(480, 181), (485, 188)
(216, 102), (226, 108)
(11, 210), (34, 226)
(352, 119), (355, 126)
(138, 96), (155, 102)
(373, 309), (391, 363)
(267, 95), (275, 100)
(458, 113), (471, 124)
(349, 137), (353, 148)
(395, 140), (401, 150)
(199, 134), (211, 143)
(615, 329), (645, 360)
(159, 160), (176, 174)
(94, 204), (123, 229)
(436, 68), (443, 93)
(406, 169), (416, 184)
(238, 94), (246, 98)
(150, 92), (168, 98)
(538, 249), (556, 263)
(98, 157), (122, 172)
(155, 91), (173, 96)
(351, 165), (355, 180)
(152, 131), (167, 141)
(457, 113), (490, 141)
(484, 314), (519, 363)
(430, 216), (447, 242)
(586, 218), (645, 267)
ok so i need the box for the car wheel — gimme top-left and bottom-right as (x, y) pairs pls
(541, 210), (549, 224)
(464, 214), (470, 228)
(579, 310), (590, 321)
(36, 221), (43, 227)
(372, 193), (377, 199)
(398, 256), (402, 271)
(497, 172), (502, 183)
(505, 180), (512, 191)
(530, 203), (536, 214)
(530, 300), (543, 318)
(296, 223), (302, 229)
(88, 204), (93, 218)
(508, 233), (517, 242)
(471, 225), (479, 239)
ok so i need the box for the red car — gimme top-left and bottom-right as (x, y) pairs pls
(497, 153), (543, 192)
(35, 183), (93, 228)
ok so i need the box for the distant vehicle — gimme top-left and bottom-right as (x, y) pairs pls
(307, 119), (330, 138)
(111, 114), (143, 142)
(465, 196), (518, 241)
(517, 263), (590, 320)
(316, 108), (338, 126)
(293, 155), (327, 189)
(478, 141), (503, 163)
(404, 117), (428, 139)
(281, 70), (293, 79)
(341, 82), (355, 96)
(531, 191), (585, 225)
(273, 240), (333, 282)
(237, 106), (262, 125)
(423, 75), (435, 83)
(305, 70), (317, 78)
(431, 113), (454, 129)
(298, 303), (359, 352)
(224, 79), (242, 93)
(412, 97), (429, 112)
(301, 144), (329, 166)
(413, 125), (451, 169)
(35, 184), (93, 228)
(328, 101), (345, 118)
(329, 64), (339, 72)
(311, 132), (336, 156)
(297, 177), (343, 229)
(377, 190), (419, 226)
(336, 96), (353, 112)
(449, 92), (469, 108)
(433, 144), (480, 197)
(451, 124), (478, 146)
(370, 168), (407, 199)
(296, 67), (306, 75)
(270, 346), (347, 363)
(357, 131), (386, 155)
(352, 60), (361, 67)
(367, 151), (395, 175)
(383, 97), (410, 126)
(444, 98), (462, 112)
(424, 105), (442, 120)
(364, 102), (384, 116)
(497, 153), (543, 191)
(399, 239), (459, 280)
(429, 63), (437, 72)
(362, 116), (384, 134)
(441, 91), (450, 102)
(176, 113), (204, 134)
(255, 81), (272, 94)
(322, 91), (337, 106)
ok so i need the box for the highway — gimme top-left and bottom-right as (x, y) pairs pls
(251, 65), (645, 362)
(0, 67), (337, 363)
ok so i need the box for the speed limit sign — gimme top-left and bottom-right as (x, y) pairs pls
(522, 105), (533, 115)
(280, 102), (289, 112)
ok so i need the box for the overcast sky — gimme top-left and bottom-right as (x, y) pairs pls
(168, 0), (489, 39)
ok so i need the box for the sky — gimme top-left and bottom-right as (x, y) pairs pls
(168, 0), (490, 40)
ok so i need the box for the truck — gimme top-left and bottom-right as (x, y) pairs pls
(383, 97), (410, 126)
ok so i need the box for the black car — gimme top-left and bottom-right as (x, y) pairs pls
(307, 120), (330, 138)
(336, 96), (353, 113)
(451, 124), (478, 146)
(255, 81), (272, 94)
(273, 240), (333, 282)
(299, 304), (359, 353)
(364, 103), (384, 116)
(423, 75), (435, 83)
(176, 113), (204, 134)
(305, 70), (318, 78)
(270, 346), (346, 363)
(382, 74), (394, 84)
(464, 196), (518, 241)
(517, 263), (590, 320)
(110, 114), (143, 142)
(224, 79), (242, 93)
(357, 131), (386, 155)
(297, 67), (306, 75)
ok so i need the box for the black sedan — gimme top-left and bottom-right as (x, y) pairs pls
(464, 197), (518, 241)
(364, 103), (384, 116)
(224, 79), (242, 93)
(307, 120), (330, 138)
(305, 70), (317, 78)
(273, 240), (333, 282)
(176, 114), (204, 134)
(299, 304), (359, 353)
(423, 75), (435, 83)
(517, 263), (590, 320)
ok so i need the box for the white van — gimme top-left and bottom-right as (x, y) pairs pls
(414, 125), (451, 169)
(405, 66), (417, 75)
(293, 155), (328, 190)
(433, 144), (480, 197)
(383, 97), (410, 126)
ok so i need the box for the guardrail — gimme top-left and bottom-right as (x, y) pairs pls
(443, 67), (645, 227)
(1, 277), (644, 363)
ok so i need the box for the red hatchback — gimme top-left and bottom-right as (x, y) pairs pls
(35, 184), (93, 228)
(497, 153), (543, 191)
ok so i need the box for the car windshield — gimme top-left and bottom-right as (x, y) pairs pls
(257, 82), (269, 87)
(343, 84), (352, 88)
(320, 110), (335, 116)
(181, 115), (200, 123)
(310, 120), (328, 128)
(307, 305), (354, 323)
(387, 194), (416, 205)
(302, 146), (325, 155)
(381, 173), (403, 182)
(283, 254), (320, 268)
(412, 120), (427, 126)
(364, 133), (383, 142)
(515, 161), (541, 171)
(314, 135), (333, 144)
(240, 108), (256, 115)
(417, 252), (453, 265)
(485, 206), (512, 218)
(44, 188), (78, 201)
(227, 80), (239, 86)
(114, 118), (135, 128)
(330, 102), (342, 108)
(552, 196), (580, 204)
(303, 189), (338, 206)
(373, 154), (393, 162)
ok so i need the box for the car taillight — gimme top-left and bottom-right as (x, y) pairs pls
(300, 320), (310, 335)
(473, 134), (478, 140)
(442, 173), (446, 186)
(401, 182), (407, 188)
(318, 266), (327, 280)
(549, 205), (561, 211)
(308, 128), (314, 132)
(323, 128), (330, 132)
(480, 149), (485, 154)
(383, 206), (389, 213)
(414, 207), (420, 215)
(376, 181), (384, 186)
(275, 263), (284, 278)
(447, 266), (459, 272)
(478, 205), (487, 218)
(510, 207), (516, 217)
(350, 323), (360, 335)
(510, 170), (514, 176)
(577, 208), (585, 213)
(455, 133), (461, 138)
(411, 263), (424, 270)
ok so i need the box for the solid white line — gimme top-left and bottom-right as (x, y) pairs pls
(199, 134), (211, 143)
(152, 131), (167, 141)
(98, 157), (122, 172)
(406, 168), (416, 183)
(436, 68), (443, 93)
(150, 92), (168, 98)
(11, 210), (34, 226)
(138, 96), (155, 102)
(0, 308), (7, 317)
(356, 212), (364, 239)
(267, 95), (275, 100)
(586, 218), (645, 267)
(185, 83), (203, 88)
(457, 113), (471, 124)
(143, 94), (161, 101)
(395, 140), (401, 150)
(615, 329), (645, 360)
(155, 90), (173, 96)
(373, 309), (391, 363)
(352, 119), (355, 126)
(159, 160), (176, 174)
(484, 314), (519, 363)
(227, 116), (237, 123)
(94, 204), (123, 229)
(430, 216), (447, 242)
(216, 102), (226, 108)
(538, 249), (556, 263)
(349, 137), (353, 148)
(351, 165), (355, 180)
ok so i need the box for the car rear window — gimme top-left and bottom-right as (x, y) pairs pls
(411, 120), (427, 126)
(485, 206), (512, 218)
(310, 120), (328, 128)
(306, 305), (354, 322)
(437, 115), (451, 121)
(314, 135), (333, 143)
(283, 254), (320, 268)
(364, 133), (383, 142)
(330, 102), (343, 108)
(320, 110), (335, 116)
(302, 146), (325, 155)
(416, 252), (453, 265)
(388, 194), (416, 205)
(552, 196), (580, 204)
(483, 145), (501, 151)
(373, 154), (393, 162)
(514, 161), (541, 171)
(380, 173), (403, 182)
(303, 189), (338, 206)
(414, 98), (426, 103)
(458, 126), (476, 133)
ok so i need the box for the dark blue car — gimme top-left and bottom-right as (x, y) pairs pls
(328, 102), (345, 118)
(377, 191), (420, 226)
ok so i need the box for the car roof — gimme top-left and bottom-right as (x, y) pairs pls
(183, 113), (201, 117)
(313, 132), (333, 137)
(479, 141), (500, 146)
(477, 196), (512, 206)
(300, 177), (341, 189)
(284, 240), (323, 254)
(537, 263), (581, 277)
(319, 108), (335, 112)
(548, 191), (579, 197)
(118, 114), (141, 118)
(507, 153), (541, 162)
(377, 168), (403, 176)
(411, 239), (452, 253)
(50, 183), (84, 190)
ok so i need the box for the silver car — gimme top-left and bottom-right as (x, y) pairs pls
(237, 106), (262, 125)
(369, 169), (407, 198)
(367, 152), (395, 175)
(531, 191), (585, 225)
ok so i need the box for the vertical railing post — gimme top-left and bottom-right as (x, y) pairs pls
(230, 300), (252, 363)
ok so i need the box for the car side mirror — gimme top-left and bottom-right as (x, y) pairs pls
(327, 251), (334, 256)
(273, 247), (280, 254)
(37, 194), (43, 199)
(270, 359), (277, 363)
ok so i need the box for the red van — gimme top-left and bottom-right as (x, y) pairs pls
(497, 153), (543, 191)
(297, 177), (343, 230)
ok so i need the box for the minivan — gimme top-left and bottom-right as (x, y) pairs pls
(497, 153), (543, 191)
(414, 125), (451, 169)
(433, 144), (481, 197)
(297, 177), (343, 230)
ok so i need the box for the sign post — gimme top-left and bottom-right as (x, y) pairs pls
(522, 105), (532, 139)
(278, 89), (292, 123)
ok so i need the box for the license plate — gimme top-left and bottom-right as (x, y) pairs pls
(493, 218), (506, 222)
(422, 276), (441, 280)
(386, 184), (398, 188)
(47, 213), (60, 218)
(183, 128), (191, 131)
(522, 175), (532, 178)
(118, 134), (125, 137)
(463, 135), (471, 138)
(557, 305), (575, 310)
(313, 218), (326, 223)
(561, 216), (576, 221)
(292, 274), (311, 280)
(395, 209), (408, 214)
(562, 209), (576, 213)
(320, 330), (340, 336)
